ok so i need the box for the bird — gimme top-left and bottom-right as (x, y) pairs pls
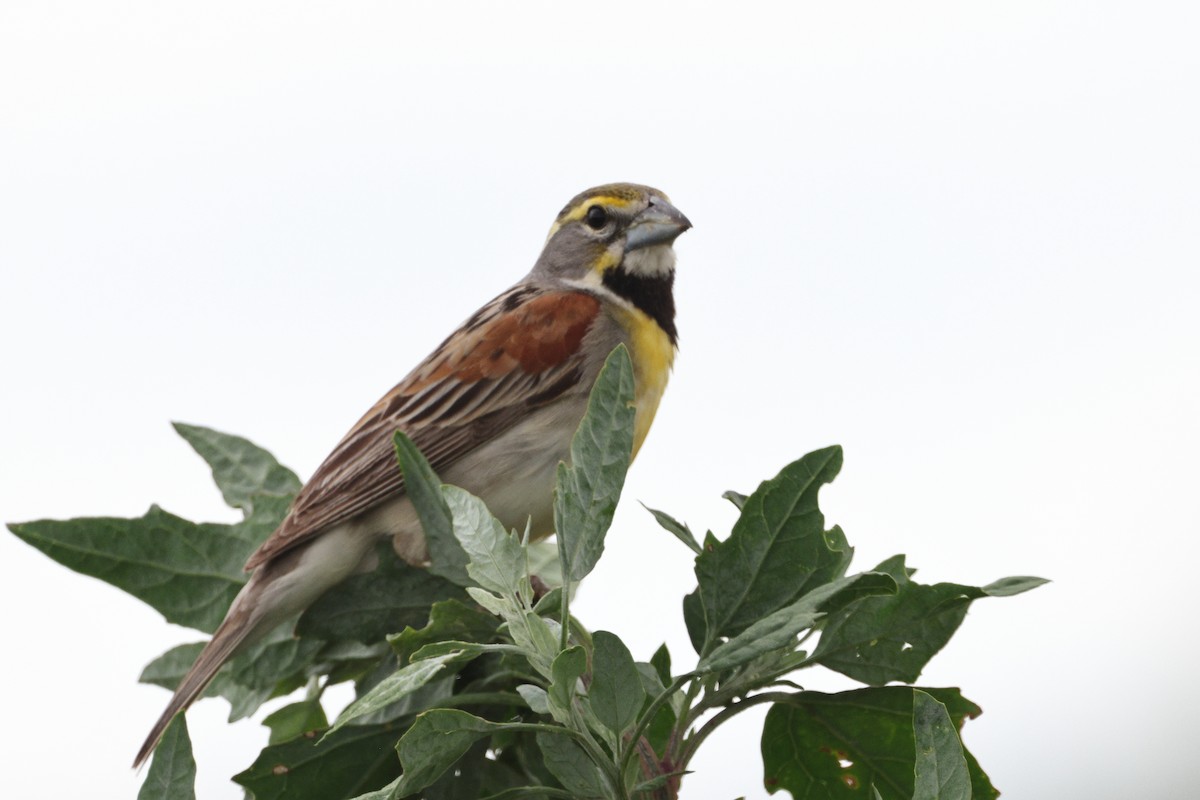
(134, 182), (691, 767)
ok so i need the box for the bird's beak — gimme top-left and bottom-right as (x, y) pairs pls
(625, 197), (692, 251)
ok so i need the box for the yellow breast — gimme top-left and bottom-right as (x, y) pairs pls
(613, 305), (676, 460)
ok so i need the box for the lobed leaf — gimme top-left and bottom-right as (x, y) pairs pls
(172, 422), (300, 515)
(693, 446), (848, 650)
(761, 687), (991, 800)
(811, 556), (1045, 685)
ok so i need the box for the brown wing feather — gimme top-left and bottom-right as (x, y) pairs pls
(244, 287), (601, 570)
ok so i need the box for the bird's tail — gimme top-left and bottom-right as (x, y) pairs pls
(133, 585), (266, 768)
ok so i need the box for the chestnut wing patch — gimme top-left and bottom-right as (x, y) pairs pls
(244, 289), (601, 569)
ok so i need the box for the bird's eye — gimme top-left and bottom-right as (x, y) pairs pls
(585, 205), (608, 230)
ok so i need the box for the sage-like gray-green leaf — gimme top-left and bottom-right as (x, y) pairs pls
(536, 731), (607, 798)
(549, 646), (587, 722)
(172, 422), (300, 514)
(327, 653), (459, 736)
(641, 503), (702, 554)
(555, 345), (635, 583)
(445, 486), (527, 599)
(393, 432), (471, 586)
(138, 714), (196, 800)
(912, 690), (972, 800)
(588, 631), (645, 736)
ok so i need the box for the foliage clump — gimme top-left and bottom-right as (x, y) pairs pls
(10, 346), (1045, 799)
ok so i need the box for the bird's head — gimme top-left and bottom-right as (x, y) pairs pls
(535, 183), (691, 343)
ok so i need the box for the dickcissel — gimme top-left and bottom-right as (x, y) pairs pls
(135, 182), (690, 766)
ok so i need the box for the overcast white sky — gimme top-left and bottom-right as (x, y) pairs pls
(2, 2), (1197, 798)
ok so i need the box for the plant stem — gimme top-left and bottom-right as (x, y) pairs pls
(679, 691), (796, 766)
(617, 676), (688, 789)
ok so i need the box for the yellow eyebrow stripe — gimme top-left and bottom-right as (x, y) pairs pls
(545, 195), (638, 240)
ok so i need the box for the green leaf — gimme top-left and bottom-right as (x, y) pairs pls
(445, 486), (528, 600)
(912, 690), (972, 800)
(327, 653), (459, 736)
(721, 490), (748, 510)
(695, 446), (847, 648)
(392, 710), (510, 797)
(172, 422), (300, 514)
(549, 646), (587, 723)
(762, 687), (984, 800)
(650, 643), (672, 686)
(234, 721), (403, 800)
(9, 506), (260, 634)
(681, 589), (707, 655)
(555, 345), (636, 583)
(641, 503), (701, 554)
(138, 714), (196, 800)
(141, 623), (324, 721)
(298, 543), (466, 643)
(393, 432), (471, 586)
(263, 700), (330, 745)
(811, 556), (1044, 685)
(517, 684), (552, 715)
(698, 604), (822, 674)
(699, 571), (897, 675)
(536, 732), (607, 798)
(588, 631), (646, 737)
(388, 598), (500, 666)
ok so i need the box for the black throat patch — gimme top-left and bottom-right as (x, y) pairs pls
(601, 266), (677, 345)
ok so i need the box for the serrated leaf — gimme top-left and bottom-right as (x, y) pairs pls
(234, 721), (403, 800)
(393, 433), (471, 586)
(9, 506), (258, 634)
(588, 631), (646, 736)
(535, 732), (606, 798)
(388, 598), (499, 666)
(327, 653), (458, 736)
(642, 503), (701, 554)
(445, 486), (527, 599)
(811, 556), (1044, 685)
(761, 687), (986, 800)
(298, 543), (466, 643)
(263, 700), (330, 745)
(172, 422), (300, 514)
(695, 446), (848, 649)
(138, 714), (196, 800)
(555, 345), (635, 583)
(912, 690), (972, 800)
